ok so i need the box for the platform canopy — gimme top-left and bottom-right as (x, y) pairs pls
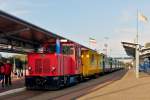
(140, 48), (150, 58)
(0, 10), (92, 54)
(121, 42), (137, 57)
(122, 42), (150, 59)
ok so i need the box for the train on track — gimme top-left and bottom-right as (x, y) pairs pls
(25, 39), (124, 90)
(0, 10), (124, 90)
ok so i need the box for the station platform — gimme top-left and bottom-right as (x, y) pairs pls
(0, 77), (25, 96)
(78, 69), (150, 100)
(1, 69), (150, 100)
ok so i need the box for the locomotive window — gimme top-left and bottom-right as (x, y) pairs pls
(100, 57), (103, 66)
(37, 44), (56, 53)
(47, 45), (56, 53)
(78, 48), (81, 57)
(62, 46), (73, 55)
(70, 48), (74, 54)
(91, 54), (95, 66)
(91, 54), (94, 62)
(37, 47), (44, 53)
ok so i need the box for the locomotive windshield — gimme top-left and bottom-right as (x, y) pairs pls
(62, 45), (74, 55)
(45, 44), (56, 53)
(37, 43), (74, 55)
(37, 44), (56, 53)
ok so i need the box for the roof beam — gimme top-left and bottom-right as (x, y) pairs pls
(0, 28), (30, 38)
(6, 35), (39, 45)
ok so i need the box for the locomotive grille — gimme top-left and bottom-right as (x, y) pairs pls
(35, 59), (42, 74)
(43, 59), (50, 73)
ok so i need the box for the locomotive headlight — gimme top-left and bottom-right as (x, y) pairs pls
(81, 55), (84, 58)
(86, 55), (89, 58)
(28, 66), (32, 70)
(51, 67), (56, 72)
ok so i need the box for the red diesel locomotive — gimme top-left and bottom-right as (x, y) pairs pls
(25, 39), (82, 89)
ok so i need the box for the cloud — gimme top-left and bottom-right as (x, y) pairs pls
(120, 11), (133, 23)
(0, 0), (9, 9)
(7, 9), (30, 16)
(116, 27), (136, 33)
(105, 26), (138, 57)
(0, 0), (30, 16)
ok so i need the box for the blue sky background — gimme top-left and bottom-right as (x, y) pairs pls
(0, 0), (150, 57)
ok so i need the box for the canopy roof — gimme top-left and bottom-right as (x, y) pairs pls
(0, 10), (94, 53)
(140, 47), (150, 58)
(122, 42), (150, 58)
(122, 42), (137, 57)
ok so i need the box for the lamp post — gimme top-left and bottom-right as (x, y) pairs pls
(136, 10), (139, 78)
(104, 37), (109, 56)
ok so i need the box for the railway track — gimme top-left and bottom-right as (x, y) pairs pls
(0, 69), (127, 100)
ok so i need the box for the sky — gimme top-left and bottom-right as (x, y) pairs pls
(0, 0), (150, 57)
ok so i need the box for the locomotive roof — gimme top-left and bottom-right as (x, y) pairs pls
(0, 10), (96, 53)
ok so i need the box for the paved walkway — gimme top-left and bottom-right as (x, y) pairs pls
(78, 69), (150, 100)
(0, 77), (24, 93)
